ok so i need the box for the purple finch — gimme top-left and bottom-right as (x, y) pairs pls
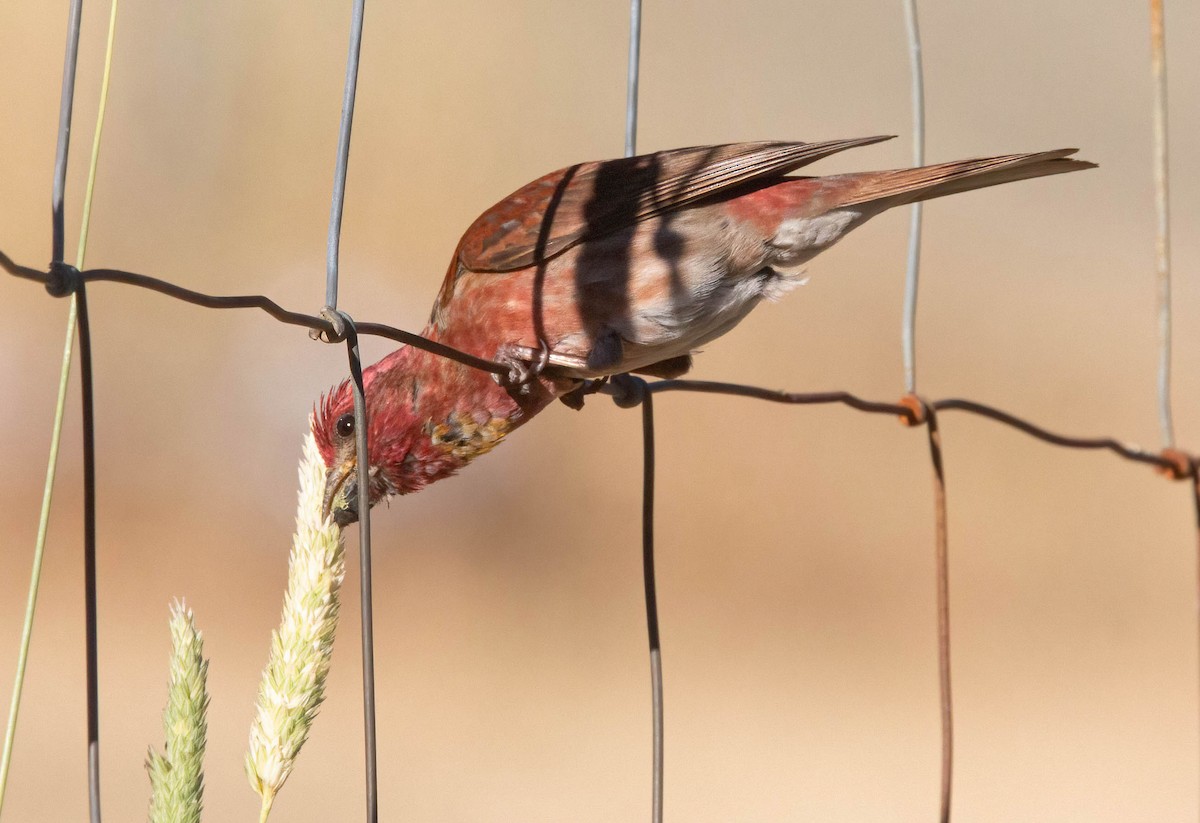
(314, 137), (1093, 524)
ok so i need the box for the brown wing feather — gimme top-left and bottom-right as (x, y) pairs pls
(457, 136), (895, 273)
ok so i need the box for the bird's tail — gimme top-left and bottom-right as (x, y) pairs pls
(837, 149), (1095, 210)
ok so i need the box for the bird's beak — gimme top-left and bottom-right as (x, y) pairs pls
(322, 459), (360, 527)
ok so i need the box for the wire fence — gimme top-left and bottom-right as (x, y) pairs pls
(1, 1), (1196, 821)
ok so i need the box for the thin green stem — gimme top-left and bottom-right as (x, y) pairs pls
(77, 0), (119, 270)
(0, 0), (118, 814)
(0, 302), (78, 813)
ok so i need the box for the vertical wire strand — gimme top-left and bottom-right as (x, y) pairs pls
(623, 4), (661, 821)
(321, 0), (377, 813)
(624, 0), (642, 159)
(1191, 462), (1200, 822)
(901, 3), (950, 815)
(640, 391), (663, 823)
(924, 406), (952, 823)
(321, 0), (375, 814)
(341, 318), (378, 823)
(76, 283), (101, 823)
(0, 0), (100, 794)
(1148, 4), (1190, 812)
(51, 0), (84, 265)
(1148, 0), (1174, 448)
(79, 6), (119, 819)
(901, 0), (925, 394)
(48, 0), (101, 819)
(324, 0), (366, 310)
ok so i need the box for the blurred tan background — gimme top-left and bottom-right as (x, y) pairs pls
(2, 1), (1198, 820)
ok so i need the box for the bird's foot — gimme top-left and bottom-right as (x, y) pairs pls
(558, 376), (609, 410)
(494, 340), (551, 395)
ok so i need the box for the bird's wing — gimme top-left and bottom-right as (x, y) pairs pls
(456, 136), (894, 274)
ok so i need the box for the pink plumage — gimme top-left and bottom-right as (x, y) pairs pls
(314, 137), (1094, 523)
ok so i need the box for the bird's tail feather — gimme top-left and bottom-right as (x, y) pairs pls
(839, 149), (1095, 209)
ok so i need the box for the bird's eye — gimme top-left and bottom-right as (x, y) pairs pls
(336, 413), (355, 438)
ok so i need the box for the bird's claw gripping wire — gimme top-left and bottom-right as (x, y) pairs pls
(494, 339), (551, 395)
(559, 375), (611, 410)
(314, 306), (349, 344)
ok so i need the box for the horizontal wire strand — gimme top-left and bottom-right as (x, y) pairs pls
(0, 255), (506, 377)
(1, 252), (1193, 480)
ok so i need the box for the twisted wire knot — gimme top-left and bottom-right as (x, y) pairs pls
(45, 261), (81, 297)
(1157, 448), (1196, 481)
(898, 393), (928, 427)
(610, 373), (648, 409)
(314, 306), (351, 343)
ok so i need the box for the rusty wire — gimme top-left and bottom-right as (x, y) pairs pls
(924, 404), (952, 823)
(1149, 0), (1174, 450)
(898, 4), (956, 815)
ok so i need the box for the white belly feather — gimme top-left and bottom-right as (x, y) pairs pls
(614, 207), (864, 371)
(546, 205), (867, 376)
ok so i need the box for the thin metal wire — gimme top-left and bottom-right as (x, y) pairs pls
(645, 380), (912, 416)
(901, 0), (925, 395)
(621, 8), (662, 820)
(901, 9), (953, 794)
(333, 313), (379, 823)
(4, 251), (1193, 479)
(645, 362), (1193, 823)
(324, 0), (367, 310)
(1153, 6), (1198, 808)
(624, 0), (642, 159)
(76, 282), (102, 823)
(639, 387), (664, 823)
(1148, 0), (1174, 449)
(51, 0), (84, 266)
(320, 0), (376, 815)
(0, 256), (507, 377)
(48, 0), (102, 818)
(923, 403), (952, 823)
(638, 380), (1192, 474)
(931, 399), (1178, 471)
(1191, 457), (1200, 823)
